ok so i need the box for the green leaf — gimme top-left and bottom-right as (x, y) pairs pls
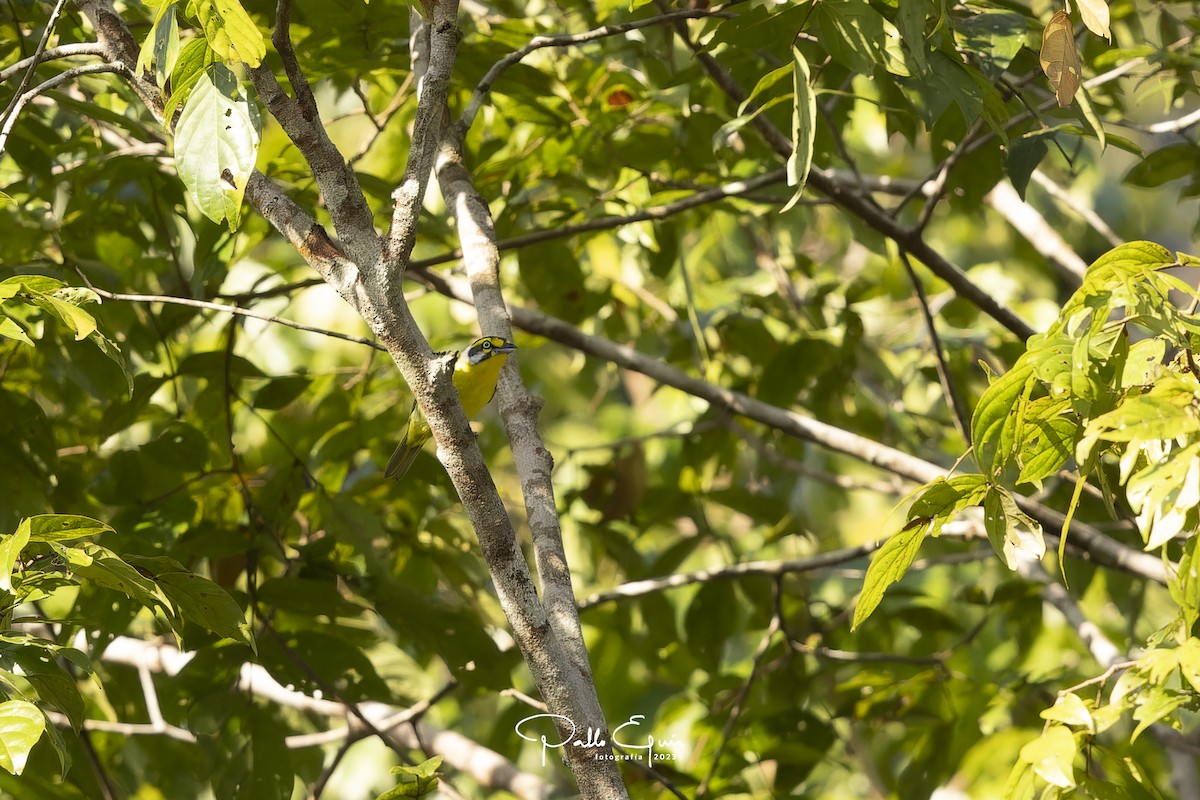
(1007, 136), (1048, 200)
(818, 0), (908, 76)
(1015, 397), (1075, 486)
(125, 556), (253, 648)
(684, 580), (741, 669)
(972, 358), (1036, 477)
(782, 46), (816, 212)
(982, 485), (1045, 570)
(377, 756), (443, 799)
(138, 1), (181, 87)
(1040, 693), (1094, 729)
(0, 521), (31, 593)
(25, 514), (114, 543)
(1019, 724), (1077, 788)
(895, 0), (928, 73)
(737, 64), (791, 117)
(1131, 687), (1187, 742)
(88, 330), (134, 396)
(852, 518), (927, 630)
(164, 36), (213, 120)
(193, 0), (266, 66)
(253, 375), (312, 410)
(0, 316), (34, 347)
(51, 542), (167, 611)
(25, 289), (97, 341)
(1083, 394), (1200, 445)
(907, 474), (990, 525)
(1124, 144), (1199, 188)
(0, 700), (45, 776)
(173, 63), (261, 227)
(1076, 87), (1106, 152)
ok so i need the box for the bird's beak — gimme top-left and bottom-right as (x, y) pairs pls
(495, 340), (518, 354)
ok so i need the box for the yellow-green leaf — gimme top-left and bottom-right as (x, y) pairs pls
(1020, 724), (1078, 788)
(0, 700), (45, 776)
(174, 64), (262, 227)
(852, 518), (927, 630)
(193, 0), (266, 66)
(782, 46), (816, 212)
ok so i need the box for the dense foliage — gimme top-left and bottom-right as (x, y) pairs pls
(3, 0), (1200, 797)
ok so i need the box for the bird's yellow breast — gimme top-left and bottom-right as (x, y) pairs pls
(453, 351), (509, 419)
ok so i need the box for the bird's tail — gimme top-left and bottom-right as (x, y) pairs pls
(385, 440), (422, 481)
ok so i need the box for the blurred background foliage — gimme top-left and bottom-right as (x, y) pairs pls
(3, 0), (1200, 796)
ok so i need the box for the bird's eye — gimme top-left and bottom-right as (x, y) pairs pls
(483, 341), (492, 350)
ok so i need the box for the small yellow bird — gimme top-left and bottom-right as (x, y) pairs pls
(384, 336), (517, 481)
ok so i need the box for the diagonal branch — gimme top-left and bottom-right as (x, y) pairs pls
(247, 65), (381, 270)
(382, 7), (460, 291)
(668, 17), (1038, 341)
(415, 264), (1172, 586)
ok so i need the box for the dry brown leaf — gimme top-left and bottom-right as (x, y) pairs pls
(1040, 9), (1082, 107)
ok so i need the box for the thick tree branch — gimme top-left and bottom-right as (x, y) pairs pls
(435, 127), (628, 798)
(986, 181), (1088, 282)
(74, 0), (162, 116)
(382, 7), (459, 289)
(247, 65), (381, 270)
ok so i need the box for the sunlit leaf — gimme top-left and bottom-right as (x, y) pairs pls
(1040, 693), (1094, 729)
(0, 700), (44, 776)
(1019, 724), (1078, 788)
(25, 514), (114, 543)
(0, 521), (31, 593)
(1077, 0), (1111, 41)
(173, 63), (262, 227)
(192, 0), (266, 66)
(783, 46), (816, 212)
(852, 518), (927, 630)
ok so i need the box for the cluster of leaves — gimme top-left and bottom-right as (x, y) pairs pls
(0, 512), (249, 777)
(858, 242), (1200, 794)
(138, 0), (265, 226)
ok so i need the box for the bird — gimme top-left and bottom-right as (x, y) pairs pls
(384, 336), (518, 481)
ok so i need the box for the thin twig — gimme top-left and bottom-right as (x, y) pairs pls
(413, 168), (788, 269)
(0, 61), (129, 156)
(578, 542), (883, 609)
(695, 618), (780, 798)
(76, 274), (386, 351)
(0, 0), (70, 120)
(460, 7), (733, 131)
(899, 250), (971, 443)
(0, 41), (106, 83)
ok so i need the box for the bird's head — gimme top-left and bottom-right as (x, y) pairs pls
(465, 336), (518, 365)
